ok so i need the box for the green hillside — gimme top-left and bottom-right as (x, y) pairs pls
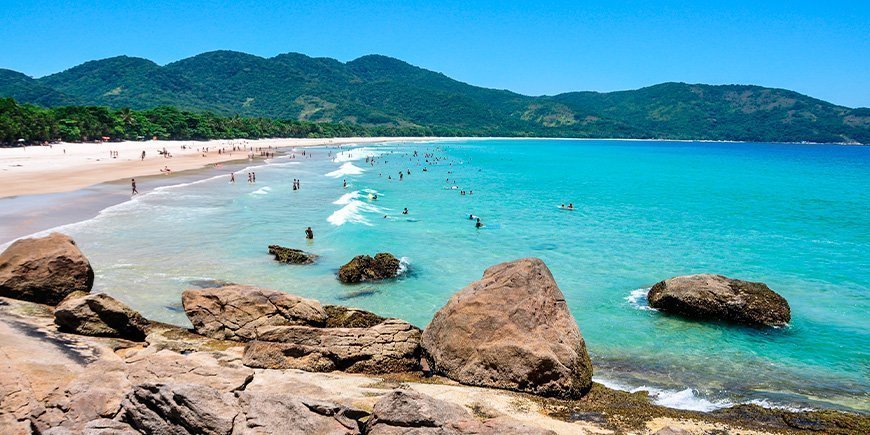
(1, 51), (867, 143)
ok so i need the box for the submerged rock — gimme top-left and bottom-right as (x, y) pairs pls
(0, 232), (94, 305)
(647, 274), (791, 327)
(422, 258), (593, 399)
(367, 390), (556, 435)
(338, 253), (401, 283)
(54, 293), (149, 341)
(242, 318), (421, 374)
(182, 285), (327, 341)
(268, 245), (318, 265)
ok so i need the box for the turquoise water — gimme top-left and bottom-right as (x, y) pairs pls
(23, 139), (869, 412)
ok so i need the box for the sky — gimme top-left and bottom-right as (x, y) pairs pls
(1, 0), (868, 107)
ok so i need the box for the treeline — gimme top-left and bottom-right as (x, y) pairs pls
(0, 98), (454, 146)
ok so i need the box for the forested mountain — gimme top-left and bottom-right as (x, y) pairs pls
(1, 50), (867, 143)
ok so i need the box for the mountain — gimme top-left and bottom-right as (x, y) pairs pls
(2, 50), (868, 143)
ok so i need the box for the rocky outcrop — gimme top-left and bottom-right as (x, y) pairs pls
(54, 293), (149, 341)
(0, 232), (94, 305)
(422, 258), (593, 399)
(182, 285), (327, 340)
(338, 253), (402, 283)
(242, 318), (421, 374)
(647, 274), (791, 327)
(268, 245), (318, 265)
(367, 390), (556, 435)
(121, 382), (367, 434)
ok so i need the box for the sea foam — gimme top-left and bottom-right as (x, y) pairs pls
(326, 162), (365, 178)
(625, 287), (657, 311)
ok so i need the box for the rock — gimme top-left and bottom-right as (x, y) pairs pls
(126, 349), (254, 392)
(0, 232), (94, 305)
(366, 390), (556, 435)
(54, 293), (149, 341)
(647, 274), (791, 327)
(242, 319), (421, 374)
(121, 383), (239, 434)
(121, 382), (368, 435)
(421, 258), (593, 399)
(82, 419), (139, 435)
(236, 392), (365, 434)
(338, 253), (401, 283)
(182, 285), (327, 341)
(324, 305), (386, 328)
(268, 244), (318, 265)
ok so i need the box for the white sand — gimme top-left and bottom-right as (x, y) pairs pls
(0, 137), (437, 198)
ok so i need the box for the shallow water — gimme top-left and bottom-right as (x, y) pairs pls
(21, 139), (869, 413)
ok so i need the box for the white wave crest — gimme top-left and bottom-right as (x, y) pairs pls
(250, 186), (272, 196)
(327, 200), (383, 226)
(398, 256), (411, 275)
(594, 378), (730, 412)
(326, 162), (365, 178)
(625, 287), (657, 311)
(333, 191), (361, 205)
(333, 147), (383, 162)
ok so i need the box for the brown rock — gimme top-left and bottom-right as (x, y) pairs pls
(236, 392), (365, 434)
(0, 233), (94, 305)
(338, 253), (401, 283)
(181, 285), (327, 341)
(268, 244), (318, 265)
(242, 319), (421, 374)
(367, 390), (555, 435)
(121, 383), (240, 434)
(647, 274), (791, 327)
(421, 258), (593, 399)
(54, 293), (149, 341)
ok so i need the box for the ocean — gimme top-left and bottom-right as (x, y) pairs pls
(14, 139), (868, 413)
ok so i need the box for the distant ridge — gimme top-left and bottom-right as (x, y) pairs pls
(1, 50), (867, 143)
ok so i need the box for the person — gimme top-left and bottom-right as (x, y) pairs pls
(343, 179), (347, 188)
(402, 207), (409, 215)
(252, 172), (256, 183)
(141, 150), (146, 161)
(305, 227), (314, 240)
(568, 203), (574, 209)
(475, 218), (483, 229)
(131, 179), (138, 195)
(469, 214), (474, 220)
(230, 172), (235, 183)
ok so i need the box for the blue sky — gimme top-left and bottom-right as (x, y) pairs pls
(1, 0), (868, 107)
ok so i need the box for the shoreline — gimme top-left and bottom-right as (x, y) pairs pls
(0, 136), (440, 199)
(2, 136), (862, 199)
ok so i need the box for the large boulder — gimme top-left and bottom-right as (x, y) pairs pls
(242, 318), (421, 374)
(338, 253), (401, 283)
(182, 285), (327, 341)
(647, 274), (791, 327)
(268, 245), (317, 265)
(0, 233), (94, 305)
(366, 390), (556, 435)
(54, 293), (149, 341)
(421, 258), (593, 399)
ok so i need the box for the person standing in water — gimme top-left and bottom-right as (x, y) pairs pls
(475, 218), (483, 229)
(305, 227), (314, 240)
(230, 173), (235, 183)
(131, 179), (138, 195)
(402, 207), (409, 215)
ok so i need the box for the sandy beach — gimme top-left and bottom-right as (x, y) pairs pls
(0, 137), (436, 198)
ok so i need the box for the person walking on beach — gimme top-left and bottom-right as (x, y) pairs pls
(131, 179), (138, 195)
(141, 150), (146, 161)
(305, 227), (314, 240)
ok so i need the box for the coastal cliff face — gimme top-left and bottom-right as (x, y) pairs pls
(0, 234), (866, 434)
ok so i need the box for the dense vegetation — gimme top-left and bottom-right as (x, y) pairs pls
(0, 98), (436, 145)
(1, 50), (867, 144)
